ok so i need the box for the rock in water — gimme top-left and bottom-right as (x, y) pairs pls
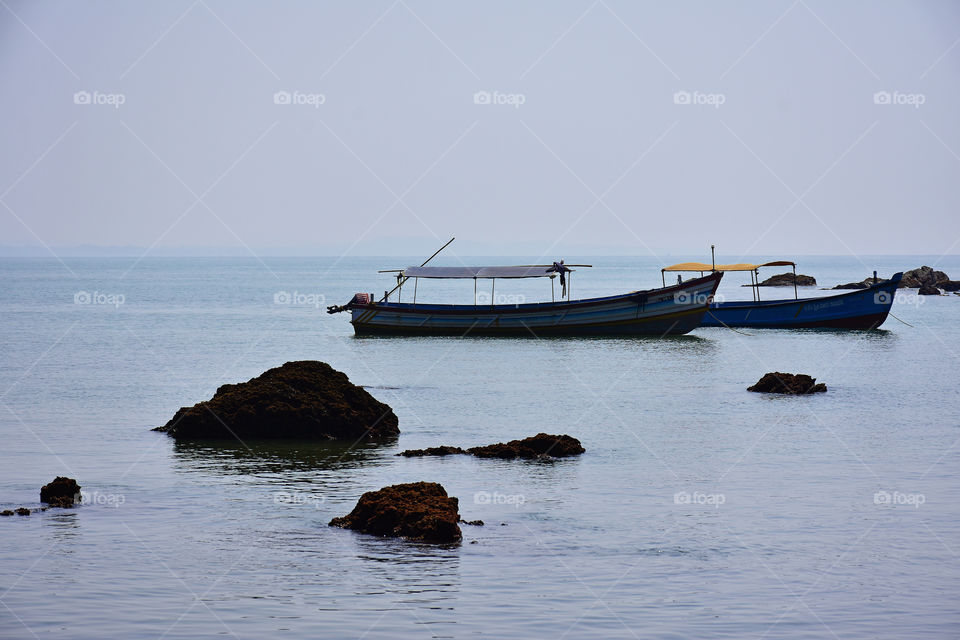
(154, 361), (399, 441)
(396, 446), (466, 457)
(918, 283), (941, 296)
(468, 433), (585, 459)
(752, 272), (816, 287)
(40, 477), (81, 505)
(748, 372), (826, 394)
(901, 266), (949, 288)
(329, 482), (461, 543)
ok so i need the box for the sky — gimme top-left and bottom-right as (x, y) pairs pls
(1, 0), (958, 258)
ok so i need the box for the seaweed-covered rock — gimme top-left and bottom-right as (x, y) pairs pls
(155, 361), (399, 441)
(40, 477), (81, 505)
(752, 272), (816, 287)
(396, 446), (466, 457)
(748, 372), (826, 394)
(468, 433), (585, 459)
(329, 482), (461, 543)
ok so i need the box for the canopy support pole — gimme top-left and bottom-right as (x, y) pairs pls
(756, 270), (761, 302)
(491, 278), (495, 307)
(551, 277), (555, 302)
(661, 270), (665, 287)
(474, 278), (477, 307)
(793, 265), (798, 300)
(379, 237), (455, 303)
(413, 277), (418, 305)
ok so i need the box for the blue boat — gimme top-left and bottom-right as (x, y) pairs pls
(329, 262), (723, 336)
(661, 260), (903, 329)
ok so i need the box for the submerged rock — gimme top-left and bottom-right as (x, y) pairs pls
(40, 477), (81, 505)
(468, 433), (585, 459)
(751, 272), (816, 287)
(460, 518), (484, 526)
(329, 482), (462, 543)
(748, 372), (826, 394)
(0, 510), (13, 516)
(918, 283), (941, 296)
(155, 361), (399, 441)
(397, 446), (466, 457)
(396, 433), (585, 460)
(15, 508), (30, 516)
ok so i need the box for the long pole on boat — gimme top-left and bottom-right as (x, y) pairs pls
(711, 244), (716, 272)
(379, 237), (455, 303)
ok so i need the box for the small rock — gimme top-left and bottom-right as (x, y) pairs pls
(918, 283), (941, 296)
(750, 272), (816, 287)
(470, 540), (478, 544)
(460, 519), (484, 526)
(40, 477), (81, 505)
(329, 481), (462, 543)
(0, 510), (13, 516)
(396, 446), (466, 457)
(467, 433), (585, 459)
(15, 508), (30, 516)
(748, 372), (826, 394)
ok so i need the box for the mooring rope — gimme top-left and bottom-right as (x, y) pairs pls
(706, 311), (754, 336)
(889, 312), (914, 327)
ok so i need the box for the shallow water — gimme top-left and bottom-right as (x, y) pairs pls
(1, 256), (958, 639)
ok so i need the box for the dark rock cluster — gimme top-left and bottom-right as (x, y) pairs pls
(329, 482), (462, 543)
(397, 433), (585, 460)
(751, 272), (816, 287)
(41, 477), (81, 507)
(155, 361), (399, 441)
(748, 372), (827, 394)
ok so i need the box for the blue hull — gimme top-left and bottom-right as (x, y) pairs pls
(701, 273), (903, 329)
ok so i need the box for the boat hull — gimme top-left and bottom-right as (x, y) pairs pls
(347, 273), (722, 336)
(701, 273), (902, 329)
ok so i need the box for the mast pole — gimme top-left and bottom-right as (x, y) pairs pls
(711, 244), (716, 272)
(378, 237), (455, 303)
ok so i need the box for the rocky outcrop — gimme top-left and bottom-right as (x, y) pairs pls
(468, 433), (585, 459)
(15, 508), (30, 516)
(918, 283), (941, 295)
(396, 433), (585, 460)
(748, 372), (826, 394)
(751, 272), (816, 287)
(40, 477), (81, 506)
(901, 266), (949, 288)
(329, 482), (462, 543)
(397, 446), (466, 457)
(155, 361), (399, 441)
(832, 279), (873, 290)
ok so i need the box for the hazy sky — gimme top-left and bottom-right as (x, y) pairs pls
(1, 1), (958, 257)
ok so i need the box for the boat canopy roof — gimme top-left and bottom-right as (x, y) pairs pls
(402, 265), (570, 279)
(662, 260), (795, 273)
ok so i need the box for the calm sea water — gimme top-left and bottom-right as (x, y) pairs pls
(1, 255), (958, 639)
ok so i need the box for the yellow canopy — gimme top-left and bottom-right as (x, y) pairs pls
(662, 260), (795, 272)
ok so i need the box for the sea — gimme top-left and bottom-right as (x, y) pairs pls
(1, 255), (958, 639)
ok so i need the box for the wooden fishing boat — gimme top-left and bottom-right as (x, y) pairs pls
(328, 249), (723, 336)
(661, 258), (903, 329)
